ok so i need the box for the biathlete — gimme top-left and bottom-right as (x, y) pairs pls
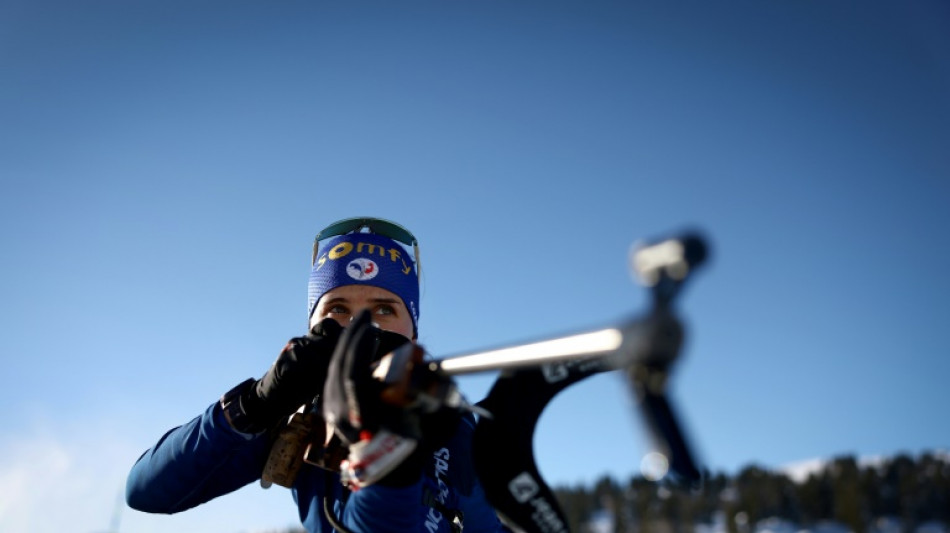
(126, 217), (508, 533)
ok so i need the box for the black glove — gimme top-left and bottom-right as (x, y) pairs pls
(323, 310), (432, 488)
(225, 318), (344, 434)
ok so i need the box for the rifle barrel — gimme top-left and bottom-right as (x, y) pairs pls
(436, 327), (623, 376)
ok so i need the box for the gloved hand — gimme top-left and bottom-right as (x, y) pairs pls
(225, 318), (344, 435)
(323, 309), (440, 489)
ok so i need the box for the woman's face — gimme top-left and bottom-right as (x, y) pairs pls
(310, 284), (415, 340)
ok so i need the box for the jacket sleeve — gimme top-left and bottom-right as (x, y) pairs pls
(125, 402), (272, 513)
(334, 413), (509, 533)
(449, 415), (510, 532)
(335, 478), (509, 533)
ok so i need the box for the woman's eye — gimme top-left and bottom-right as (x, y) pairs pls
(328, 305), (349, 315)
(374, 305), (395, 316)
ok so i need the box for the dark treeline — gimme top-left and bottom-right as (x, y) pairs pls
(554, 452), (950, 533)
(268, 452), (948, 533)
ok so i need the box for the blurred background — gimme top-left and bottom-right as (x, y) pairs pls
(1, 1), (948, 532)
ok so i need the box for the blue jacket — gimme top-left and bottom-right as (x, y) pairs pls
(126, 402), (507, 533)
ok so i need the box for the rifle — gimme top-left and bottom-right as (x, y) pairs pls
(449, 232), (707, 532)
(262, 231), (708, 533)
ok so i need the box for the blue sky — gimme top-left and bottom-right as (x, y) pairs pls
(2, 2), (948, 532)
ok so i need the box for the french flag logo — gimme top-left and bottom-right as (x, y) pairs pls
(346, 258), (379, 281)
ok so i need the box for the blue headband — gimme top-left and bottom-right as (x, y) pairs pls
(308, 233), (419, 331)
